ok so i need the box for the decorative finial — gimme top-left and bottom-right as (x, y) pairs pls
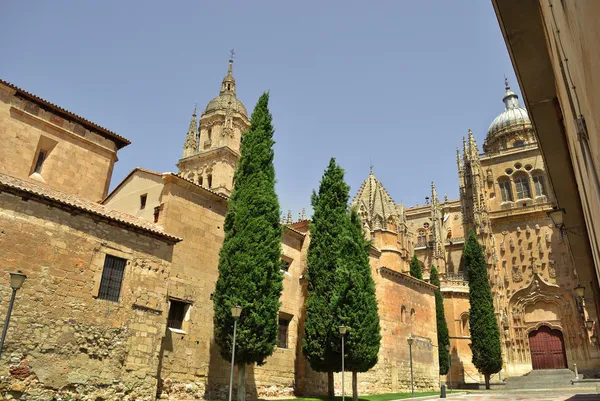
(301, 208), (306, 220)
(504, 74), (509, 89)
(369, 157), (374, 174)
(444, 193), (448, 202)
(193, 103), (197, 117)
(229, 49), (236, 63)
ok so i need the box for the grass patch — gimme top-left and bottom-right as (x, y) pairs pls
(274, 392), (442, 401)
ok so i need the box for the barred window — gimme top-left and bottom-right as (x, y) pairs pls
(498, 179), (513, 202)
(97, 255), (126, 302)
(514, 175), (531, 199)
(533, 175), (546, 197)
(278, 318), (290, 348)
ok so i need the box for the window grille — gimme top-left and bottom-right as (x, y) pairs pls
(278, 318), (290, 348)
(499, 180), (513, 202)
(533, 175), (546, 197)
(514, 175), (531, 199)
(98, 255), (126, 302)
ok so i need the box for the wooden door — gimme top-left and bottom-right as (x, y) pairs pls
(529, 326), (567, 370)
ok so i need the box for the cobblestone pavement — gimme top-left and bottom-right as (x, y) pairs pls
(436, 392), (600, 401)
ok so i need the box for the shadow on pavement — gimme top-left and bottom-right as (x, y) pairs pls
(566, 396), (600, 400)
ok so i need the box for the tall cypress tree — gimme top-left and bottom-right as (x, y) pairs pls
(340, 209), (381, 401)
(430, 265), (450, 376)
(303, 158), (349, 399)
(409, 254), (423, 280)
(213, 92), (283, 401)
(464, 230), (502, 389)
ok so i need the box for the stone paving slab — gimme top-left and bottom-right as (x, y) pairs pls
(425, 392), (600, 401)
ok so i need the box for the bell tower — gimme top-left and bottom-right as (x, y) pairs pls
(177, 54), (251, 195)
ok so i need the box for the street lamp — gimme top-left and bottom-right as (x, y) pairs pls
(228, 305), (242, 401)
(446, 344), (452, 391)
(407, 336), (414, 398)
(339, 325), (347, 401)
(0, 271), (27, 359)
(575, 284), (585, 299)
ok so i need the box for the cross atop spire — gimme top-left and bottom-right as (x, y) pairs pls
(504, 74), (509, 89)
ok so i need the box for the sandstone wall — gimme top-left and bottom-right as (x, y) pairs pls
(0, 191), (174, 400)
(0, 83), (119, 202)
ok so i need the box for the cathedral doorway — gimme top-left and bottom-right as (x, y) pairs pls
(528, 326), (567, 370)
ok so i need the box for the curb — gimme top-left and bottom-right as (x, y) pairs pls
(390, 392), (468, 401)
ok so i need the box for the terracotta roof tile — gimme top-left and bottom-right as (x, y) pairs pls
(0, 173), (181, 243)
(0, 78), (130, 149)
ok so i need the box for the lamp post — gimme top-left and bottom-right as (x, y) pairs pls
(0, 271), (27, 359)
(339, 325), (347, 401)
(407, 336), (414, 398)
(446, 344), (452, 391)
(228, 305), (242, 401)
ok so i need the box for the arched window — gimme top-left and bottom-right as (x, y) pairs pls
(199, 176), (204, 186)
(532, 174), (546, 197)
(401, 306), (406, 323)
(417, 230), (426, 247)
(207, 174), (213, 189)
(514, 174), (531, 199)
(410, 308), (416, 323)
(498, 178), (513, 202)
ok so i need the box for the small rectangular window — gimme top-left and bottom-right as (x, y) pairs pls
(167, 300), (190, 330)
(98, 255), (127, 302)
(280, 260), (290, 272)
(278, 318), (290, 348)
(140, 194), (147, 210)
(34, 150), (47, 174)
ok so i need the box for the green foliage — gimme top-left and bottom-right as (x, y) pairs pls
(303, 158), (350, 373)
(465, 230), (502, 377)
(213, 92), (283, 366)
(409, 254), (423, 280)
(430, 266), (450, 375)
(340, 209), (381, 373)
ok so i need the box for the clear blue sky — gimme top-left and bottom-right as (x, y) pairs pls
(0, 1), (521, 216)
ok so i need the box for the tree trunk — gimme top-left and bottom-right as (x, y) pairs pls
(484, 373), (490, 390)
(237, 364), (246, 401)
(327, 371), (334, 399)
(352, 371), (358, 401)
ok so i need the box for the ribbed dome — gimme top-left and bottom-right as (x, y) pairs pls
(487, 86), (531, 137)
(204, 93), (248, 117)
(202, 60), (248, 118)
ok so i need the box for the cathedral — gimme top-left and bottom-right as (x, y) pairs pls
(0, 57), (598, 401)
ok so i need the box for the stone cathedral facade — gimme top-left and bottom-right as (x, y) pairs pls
(0, 58), (599, 401)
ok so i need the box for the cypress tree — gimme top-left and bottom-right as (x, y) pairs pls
(213, 92), (283, 401)
(340, 209), (381, 401)
(409, 254), (423, 280)
(430, 265), (450, 376)
(464, 229), (502, 389)
(303, 158), (349, 399)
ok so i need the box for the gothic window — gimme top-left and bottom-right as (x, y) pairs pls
(532, 174), (546, 197)
(401, 306), (406, 323)
(498, 179), (513, 202)
(97, 255), (126, 302)
(207, 174), (213, 189)
(514, 174), (531, 199)
(417, 230), (427, 247)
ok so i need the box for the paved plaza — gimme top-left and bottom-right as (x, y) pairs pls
(437, 391), (600, 401)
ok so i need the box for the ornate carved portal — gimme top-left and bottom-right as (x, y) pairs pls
(528, 326), (567, 369)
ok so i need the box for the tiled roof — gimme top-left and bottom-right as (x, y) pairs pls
(0, 78), (130, 149)
(0, 173), (181, 243)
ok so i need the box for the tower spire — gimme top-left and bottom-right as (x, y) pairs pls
(182, 105), (198, 158)
(220, 50), (237, 95)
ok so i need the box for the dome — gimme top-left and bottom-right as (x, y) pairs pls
(487, 86), (531, 137)
(204, 92), (248, 117)
(202, 60), (248, 118)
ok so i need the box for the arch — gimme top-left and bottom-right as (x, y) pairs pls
(497, 176), (513, 202)
(513, 172), (531, 199)
(460, 312), (470, 335)
(410, 308), (416, 323)
(401, 306), (406, 323)
(198, 176), (204, 186)
(207, 174), (213, 189)
(528, 326), (567, 369)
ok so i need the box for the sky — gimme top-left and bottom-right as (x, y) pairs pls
(0, 1), (522, 217)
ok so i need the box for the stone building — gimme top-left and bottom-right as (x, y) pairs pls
(0, 80), (181, 400)
(399, 82), (600, 385)
(102, 60), (440, 399)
